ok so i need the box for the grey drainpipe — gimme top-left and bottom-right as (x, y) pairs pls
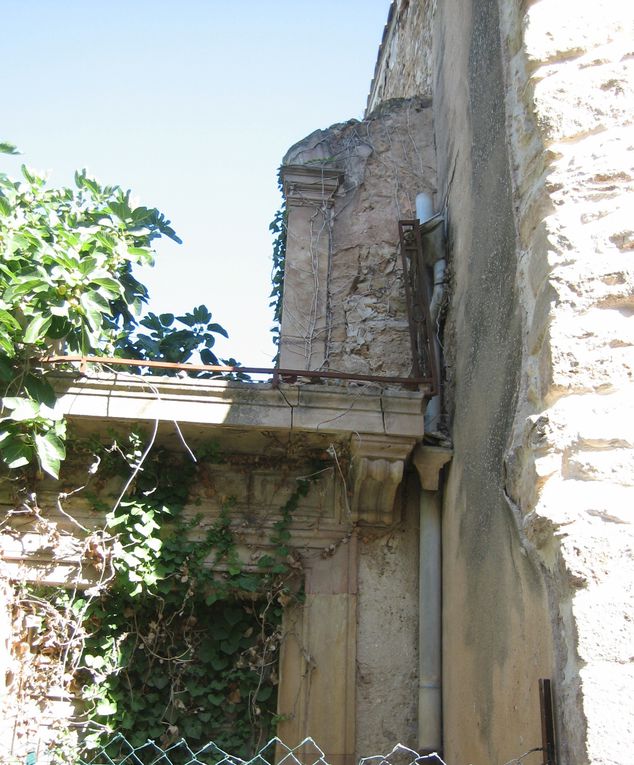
(413, 194), (452, 756)
(413, 446), (451, 755)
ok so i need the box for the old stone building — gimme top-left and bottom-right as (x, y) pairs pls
(1, 2), (632, 765)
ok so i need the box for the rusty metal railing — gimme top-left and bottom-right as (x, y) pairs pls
(398, 220), (439, 395)
(41, 355), (433, 391)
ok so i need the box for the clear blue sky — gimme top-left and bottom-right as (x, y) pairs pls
(2, 0), (390, 365)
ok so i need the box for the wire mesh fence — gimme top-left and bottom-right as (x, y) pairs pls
(1, 735), (446, 765)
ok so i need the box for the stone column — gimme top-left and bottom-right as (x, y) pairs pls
(279, 165), (342, 371)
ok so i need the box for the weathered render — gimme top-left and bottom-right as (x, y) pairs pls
(368, 1), (634, 763)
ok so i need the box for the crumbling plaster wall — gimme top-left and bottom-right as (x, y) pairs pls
(282, 97), (436, 378)
(367, 1), (634, 763)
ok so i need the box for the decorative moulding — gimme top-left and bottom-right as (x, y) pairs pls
(281, 164), (343, 207)
(350, 435), (416, 526)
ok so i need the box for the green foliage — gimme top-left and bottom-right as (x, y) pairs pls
(116, 305), (248, 379)
(0, 145), (231, 477)
(268, 173), (287, 364)
(75, 441), (307, 756)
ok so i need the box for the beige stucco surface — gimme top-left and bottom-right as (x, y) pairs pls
(355, 473), (420, 754)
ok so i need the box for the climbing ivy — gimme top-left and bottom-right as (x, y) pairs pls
(82, 442), (308, 754)
(12, 435), (314, 760)
(268, 173), (287, 363)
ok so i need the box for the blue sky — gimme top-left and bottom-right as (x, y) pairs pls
(2, 1), (390, 365)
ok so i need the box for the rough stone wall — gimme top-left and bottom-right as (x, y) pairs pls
(283, 98), (436, 378)
(499, 2), (634, 763)
(367, 1), (435, 112)
(366, 0), (634, 763)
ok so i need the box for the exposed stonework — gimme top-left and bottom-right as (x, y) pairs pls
(367, 1), (435, 112)
(282, 98), (436, 378)
(499, 2), (634, 763)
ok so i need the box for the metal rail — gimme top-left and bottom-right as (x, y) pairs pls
(41, 355), (433, 390)
(398, 219), (440, 396)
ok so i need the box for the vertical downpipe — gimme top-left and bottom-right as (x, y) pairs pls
(418, 488), (442, 754)
(415, 192), (446, 755)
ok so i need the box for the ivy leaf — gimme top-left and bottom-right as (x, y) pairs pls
(256, 685), (273, 702)
(84, 654), (106, 669)
(91, 276), (123, 298)
(206, 322), (229, 338)
(0, 334), (14, 357)
(23, 374), (56, 408)
(35, 430), (66, 478)
(183, 718), (202, 739)
(80, 293), (106, 333)
(200, 348), (219, 366)
(0, 356), (13, 382)
(0, 142), (20, 155)
(0, 309), (22, 333)
(146, 537), (162, 552)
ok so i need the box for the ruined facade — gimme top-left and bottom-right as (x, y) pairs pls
(1, 2), (632, 764)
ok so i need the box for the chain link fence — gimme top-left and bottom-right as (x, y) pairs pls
(1, 736), (446, 765)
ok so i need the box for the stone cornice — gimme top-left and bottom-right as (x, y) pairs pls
(52, 372), (425, 441)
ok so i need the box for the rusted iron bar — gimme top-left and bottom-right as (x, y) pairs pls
(41, 355), (433, 389)
(539, 678), (557, 765)
(398, 219), (440, 396)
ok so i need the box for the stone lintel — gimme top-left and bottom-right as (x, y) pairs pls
(412, 444), (453, 491)
(51, 373), (426, 444)
(350, 434), (417, 526)
(281, 164), (343, 207)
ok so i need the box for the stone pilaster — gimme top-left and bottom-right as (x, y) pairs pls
(279, 165), (342, 371)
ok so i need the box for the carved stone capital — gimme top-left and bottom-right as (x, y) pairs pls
(350, 435), (416, 526)
(281, 164), (343, 207)
(412, 444), (453, 491)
